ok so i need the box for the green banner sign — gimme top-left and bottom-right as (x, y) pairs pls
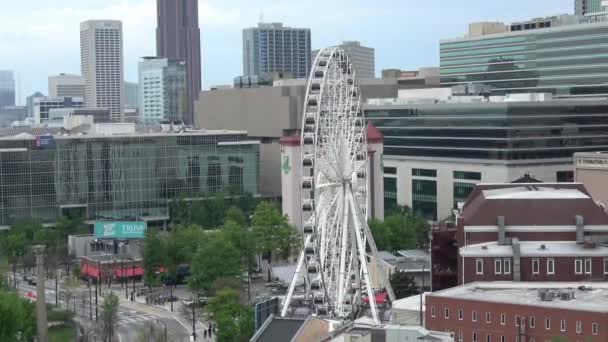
(94, 221), (147, 239)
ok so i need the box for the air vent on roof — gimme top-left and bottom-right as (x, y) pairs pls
(540, 244), (546, 250)
(559, 291), (575, 301)
(538, 289), (554, 302)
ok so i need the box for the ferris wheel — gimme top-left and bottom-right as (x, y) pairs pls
(281, 47), (394, 324)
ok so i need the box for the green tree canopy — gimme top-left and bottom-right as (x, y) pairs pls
(101, 292), (119, 342)
(188, 233), (241, 292)
(208, 289), (254, 342)
(369, 206), (429, 252)
(390, 271), (419, 299)
(143, 229), (167, 287)
(0, 290), (36, 341)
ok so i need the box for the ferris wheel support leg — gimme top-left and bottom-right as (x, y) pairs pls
(281, 249), (305, 317)
(336, 188), (350, 315)
(348, 189), (379, 324)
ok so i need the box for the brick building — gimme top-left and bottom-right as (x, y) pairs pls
(425, 282), (607, 342)
(430, 183), (608, 289)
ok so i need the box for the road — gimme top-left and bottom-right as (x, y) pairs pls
(12, 272), (217, 341)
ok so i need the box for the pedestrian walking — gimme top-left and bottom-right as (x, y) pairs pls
(204, 330), (207, 338)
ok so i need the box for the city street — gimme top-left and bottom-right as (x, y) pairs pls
(12, 272), (217, 341)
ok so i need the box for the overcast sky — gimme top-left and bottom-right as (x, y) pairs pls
(1, 0), (573, 104)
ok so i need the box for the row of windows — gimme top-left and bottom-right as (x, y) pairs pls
(431, 306), (600, 335)
(475, 258), (608, 276)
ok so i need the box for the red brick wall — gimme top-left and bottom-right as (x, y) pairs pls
(460, 256), (608, 284)
(425, 296), (608, 342)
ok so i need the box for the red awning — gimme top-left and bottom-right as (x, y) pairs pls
(115, 266), (144, 277)
(81, 263), (100, 279)
(363, 291), (389, 304)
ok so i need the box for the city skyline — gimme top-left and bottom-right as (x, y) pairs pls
(0, 0), (572, 104)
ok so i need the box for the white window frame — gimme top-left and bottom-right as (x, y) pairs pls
(585, 258), (592, 275)
(545, 318), (551, 330)
(486, 312), (491, 324)
(575, 259), (583, 274)
(592, 322), (598, 335)
(486, 334), (491, 342)
(500, 313), (506, 325)
(458, 309), (463, 320)
(476, 258), (484, 275)
(547, 258), (555, 275)
(473, 332), (478, 342)
(532, 258), (540, 275)
(503, 258), (511, 274)
(431, 306), (436, 317)
(458, 330), (463, 342)
(515, 315), (520, 327)
(529, 338), (535, 342)
(576, 320), (582, 334)
(529, 316), (535, 328)
(500, 336), (505, 342)
(495, 259), (502, 275)
(604, 258), (608, 275)
(445, 307), (450, 319)
(472, 311), (477, 322)
(561, 319), (566, 332)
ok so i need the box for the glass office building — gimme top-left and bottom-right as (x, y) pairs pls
(366, 100), (608, 161)
(440, 21), (608, 98)
(366, 99), (608, 220)
(0, 129), (260, 227)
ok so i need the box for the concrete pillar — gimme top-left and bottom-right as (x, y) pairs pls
(33, 245), (48, 342)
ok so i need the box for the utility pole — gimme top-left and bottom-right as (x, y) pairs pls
(88, 281), (93, 320)
(170, 280), (173, 312)
(95, 275), (99, 322)
(33, 245), (49, 342)
(192, 291), (197, 341)
(55, 270), (58, 307)
(419, 264), (425, 325)
(132, 263), (135, 301)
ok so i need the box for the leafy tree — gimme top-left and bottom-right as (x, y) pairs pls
(369, 206), (429, 252)
(142, 229), (166, 287)
(251, 201), (295, 281)
(1, 231), (27, 288)
(224, 207), (247, 227)
(0, 289), (36, 341)
(208, 289), (254, 342)
(390, 271), (419, 299)
(188, 233), (241, 293)
(101, 292), (119, 342)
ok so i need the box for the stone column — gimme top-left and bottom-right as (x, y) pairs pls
(33, 245), (48, 342)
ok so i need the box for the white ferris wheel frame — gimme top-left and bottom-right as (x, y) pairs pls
(281, 47), (395, 324)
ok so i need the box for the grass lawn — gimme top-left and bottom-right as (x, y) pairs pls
(49, 324), (76, 342)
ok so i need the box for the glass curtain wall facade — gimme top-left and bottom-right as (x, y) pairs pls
(0, 133), (260, 226)
(440, 22), (608, 97)
(365, 101), (608, 160)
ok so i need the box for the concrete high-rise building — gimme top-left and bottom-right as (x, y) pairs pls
(156, 0), (201, 125)
(243, 22), (312, 80)
(48, 74), (85, 99)
(575, 0), (608, 16)
(138, 57), (187, 123)
(312, 41), (375, 79)
(124, 81), (138, 111)
(80, 20), (124, 122)
(0, 70), (15, 107)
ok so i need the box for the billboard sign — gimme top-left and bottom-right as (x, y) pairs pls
(35, 135), (55, 148)
(94, 221), (147, 239)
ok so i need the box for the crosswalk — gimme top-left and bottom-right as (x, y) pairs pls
(116, 309), (160, 326)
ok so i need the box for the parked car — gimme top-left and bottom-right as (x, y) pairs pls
(24, 275), (37, 286)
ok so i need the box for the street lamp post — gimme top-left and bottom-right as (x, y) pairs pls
(132, 263), (136, 302)
(88, 281), (93, 320)
(192, 291), (196, 341)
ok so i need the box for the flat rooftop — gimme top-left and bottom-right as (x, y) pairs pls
(482, 186), (589, 200)
(460, 241), (608, 258)
(429, 282), (608, 312)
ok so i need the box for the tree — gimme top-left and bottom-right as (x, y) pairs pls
(0, 289), (36, 341)
(369, 206), (430, 252)
(101, 292), (119, 342)
(251, 201), (295, 281)
(1, 231), (27, 288)
(188, 233), (241, 293)
(142, 229), (166, 288)
(224, 206), (247, 227)
(208, 289), (254, 342)
(136, 321), (168, 342)
(390, 271), (419, 299)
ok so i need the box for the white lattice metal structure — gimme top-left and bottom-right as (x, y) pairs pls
(281, 47), (394, 324)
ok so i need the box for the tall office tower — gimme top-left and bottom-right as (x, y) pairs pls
(156, 0), (201, 125)
(48, 74), (85, 99)
(124, 81), (139, 111)
(80, 20), (124, 122)
(138, 57), (187, 123)
(0, 70), (15, 107)
(440, 17), (608, 98)
(575, 0), (608, 16)
(243, 23), (312, 79)
(313, 41), (375, 79)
